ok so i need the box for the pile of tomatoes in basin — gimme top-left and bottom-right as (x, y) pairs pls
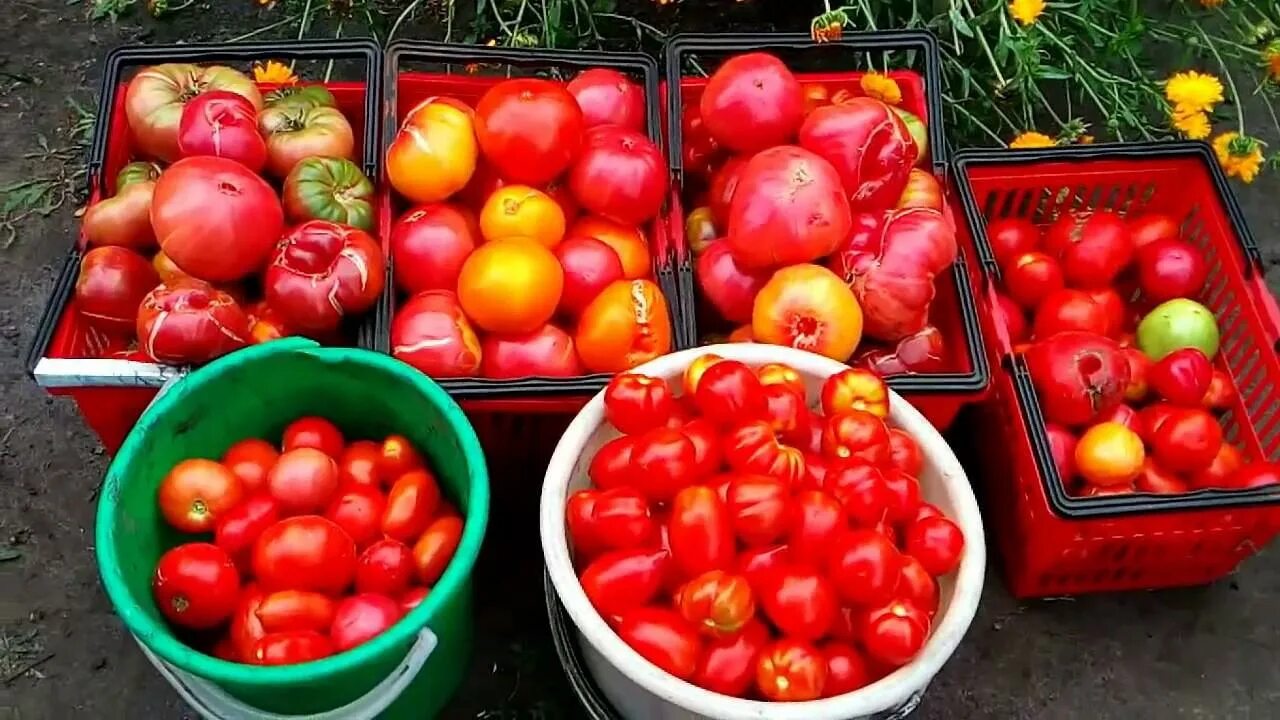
(75, 63), (383, 365)
(568, 358), (965, 701)
(384, 68), (675, 379)
(151, 417), (461, 665)
(679, 52), (954, 373)
(987, 210), (1280, 495)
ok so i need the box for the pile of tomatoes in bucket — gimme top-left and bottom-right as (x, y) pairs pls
(568, 359), (965, 700)
(76, 64), (382, 364)
(150, 418), (461, 665)
(384, 69), (674, 378)
(681, 53), (953, 371)
(988, 210), (1280, 494)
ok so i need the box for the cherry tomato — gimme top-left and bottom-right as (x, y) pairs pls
(669, 486), (736, 580)
(822, 411), (892, 466)
(255, 590), (336, 633)
(412, 515), (464, 586)
(158, 459), (245, 533)
(723, 421), (807, 486)
(566, 487), (654, 558)
(382, 469), (442, 542)
(630, 428), (699, 502)
(905, 516), (965, 576)
(401, 587), (430, 613)
(694, 360), (767, 427)
(617, 607), (703, 680)
(725, 474), (792, 546)
(222, 438), (279, 494)
(603, 373), (676, 435)
(887, 429), (923, 476)
(250, 631), (335, 665)
(338, 440), (384, 488)
(896, 555), (940, 616)
(882, 469), (922, 522)
(828, 529), (902, 605)
(356, 539), (416, 597)
(282, 416), (345, 458)
(787, 490), (845, 567)
(760, 568), (837, 641)
(693, 619), (769, 697)
(588, 435), (637, 490)
(330, 593), (404, 652)
(681, 418), (724, 481)
(325, 484), (387, 549)
(1150, 407), (1223, 473)
(229, 585), (268, 661)
(268, 448), (340, 516)
(152, 543), (240, 630)
(756, 362), (807, 398)
(861, 600), (929, 666)
(1224, 461), (1280, 489)
(755, 639), (826, 701)
(826, 461), (891, 527)
(822, 642), (871, 696)
(736, 544), (790, 593)
(821, 368), (890, 418)
(378, 434), (423, 480)
(676, 570), (755, 638)
(214, 494), (280, 566)
(579, 547), (670, 619)
(252, 515), (357, 594)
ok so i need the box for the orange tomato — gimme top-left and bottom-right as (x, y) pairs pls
(387, 99), (478, 204)
(1075, 422), (1144, 487)
(479, 184), (566, 247)
(729, 324), (755, 343)
(752, 265), (862, 361)
(457, 239), (562, 334)
(897, 168), (943, 212)
(569, 216), (650, 279)
(576, 279), (673, 373)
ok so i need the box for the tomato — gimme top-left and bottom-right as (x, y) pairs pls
(604, 373), (675, 435)
(984, 218), (1041, 266)
(617, 607), (703, 679)
(1045, 209), (1131, 276)
(1120, 347), (1151, 403)
(255, 590), (336, 634)
(882, 469), (922, 522)
(904, 516), (964, 576)
(824, 461), (890, 526)
(567, 68), (646, 131)
(588, 435), (637, 490)
(1136, 457), (1190, 494)
(355, 539), (416, 597)
(222, 439), (278, 494)
(390, 204), (477, 295)
(265, 221), (385, 335)
(229, 585), (267, 662)
(1098, 404), (1143, 436)
(706, 157), (746, 229)
(1149, 408), (1222, 473)
(820, 368), (889, 419)
(412, 516), (464, 586)
(896, 555), (940, 616)
(822, 642), (870, 696)
(476, 78), (583, 185)
(1224, 461), (1280, 489)
(669, 486), (735, 580)
(391, 290), (483, 378)
(1074, 422), (1145, 487)
(177, 90), (267, 172)
(480, 324), (582, 379)
(579, 548), (669, 618)
(458, 238), (562, 334)
(755, 639), (826, 701)
(479, 185), (566, 247)
(623, 428), (696, 502)
(281, 157), (374, 232)
(281, 417), (343, 457)
(379, 435), (423, 481)
(1137, 239), (1208, 303)
(681, 418), (724, 481)
(258, 104), (355, 179)
(827, 529), (901, 605)
(1190, 442), (1242, 490)
(1003, 252), (1065, 310)
(799, 98), (917, 210)
(724, 421), (806, 486)
(1202, 369), (1236, 410)
(1137, 402), (1179, 444)
(576, 279), (673, 373)
(1032, 289), (1107, 338)
(675, 570), (755, 638)
(330, 594), (404, 652)
(736, 544), (789, 592)
(136, 279), (249, 365)
(754, 362), (805, 398)
(861, 600), (929, 667)
(569, 126), (667, 226)
(887, 429), (924, 477)
(1148, 347), (1212, 406)
(752, 264), (863, 361)
(822, 411), (891, 466)
(267, 448), (340, 516)
(555, 235), (626, 317)
(787, 490), (845, 566)
(152, 157), (283, 282)
(681, 107), (721, 179)
(700, 53), (802, 154)
(759, 568), (837, 641)
(693, 360), (766, 426)
(250, 631), (335, 666)
(897, 168), (943, 211)
(83, 180), (158, 252)
(252, 515), (357, 594)
(401, 587), (430, 613)
(1129, 213), (1179, 251)
(760, 384), (807, 438)
(333, 441), (381, 489)
(324, 485), (386, 550)
(263, 84), (338, 111)
(125, 63), (262, 162)
(724, 474), (792, 547)
(156, 458), (243, 534)
(387, 98), (478, 203)
(696, 239), (771, 325)
(692, 619), (769, 697)
(215, 494), (280, 566)
(382, 469), (442, 543)
(1025, 332), (1129, 426)
(567, 487), (655, 558)
(568, 216), (651, 280)
(685, 206), (718, 258)
(152, 543), (240, 630)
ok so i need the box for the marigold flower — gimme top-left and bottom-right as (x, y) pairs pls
(1009, 131), (1056, 149)
(860, 72), (902, 106)
(1213, 132), (1265, 183)
(810, 11), (847, 44)
(1264, 41), (1280, 83)
(253, 60), (298, 85)
(1171, 109), (1212, 140)
(1197, 0), (1223, 6)
(1165, 71), (1224, 115)
(1078, 135), (1095, 145)
(1008, 0), (1045, 26)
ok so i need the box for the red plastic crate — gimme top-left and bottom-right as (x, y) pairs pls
(662, 32), (988, 431)
(25, 40), (383, 454)
(954, 142), (1280, 597)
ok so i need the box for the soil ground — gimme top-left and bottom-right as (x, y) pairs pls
(3, 1), (1280, 718)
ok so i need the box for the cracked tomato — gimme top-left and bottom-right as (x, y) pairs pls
(575, 279), (672, 373)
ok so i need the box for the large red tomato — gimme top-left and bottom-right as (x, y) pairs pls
(391, 290), (483, 377)
(798, 98), (918, 210)
(479, 324), (583, 378)
(696, 239), (770, 324)
(1025, 332), (1130, 426)
(568, 126), (668, 226)
(74, 246), (159, 334)
(268, 448), (340, 516)
(700, 53), (804, 154)
(136, 279), (249, 365)
(325, 485), (387, 550)
(1033, 289), (1108, 337)
(252, 515), (357, 595)
(390, 204), (478, 294)
(259, 105), (356, 179)
(707, 157), (746, 229)
(554, 235), (626, 317)
(567, 68), (646, 131)
(152, 543), (241, 629)
(726, 146), (852, 269)
(83, 179), (157, 252)
(125, 63), (262, 162)
(177, 91), (267, 173)
(264, 221), (385, 335)
(151, 157), (284, 282)
(475, 78), (584, 185)
(1044, 210), (1133, 288)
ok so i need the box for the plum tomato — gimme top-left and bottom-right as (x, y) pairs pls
(682, 418), (724, 481)
(787, 490), (845, 567)
(725, 474), (792, 547)
(882, 469), (922, 522)
(821, 368), (890, 419)
(214, 494), (280, 566)
(723, 421), (807, 486)
(675, 569), (756, 638)
(412, 516), (464, 586)
(693, 359), (767, 426)
(604, 373), (676, 435)
(887, 429), (924, 476)
(566, 487), (655, 558)
(588, 435), (637, 490)
(904, 516), (964, 576)
(825, 461), (891, 527)
(268, 448), (340, 516)
(475, 78), (584, 185)
(1150, 407), (1223, 473)
(382, 469), (442, 543)
(337, 440), (383, 488)
(861, 600), (930, 667)
(985, 218), (1040, 267)
(282, 417), (344, 458)
(1136, 457), (1190, 494)
(1202, 369), (1236, 410)
(255, 590), (337, 634)
(1003, 251), (1065, 309)
(669, 486), (736, 580)
(1223, 461), (1280, 489)
(751, 264), (863, 362)
(580, 548), (670, 619)
(896, 555), (940, 616)
(755, 639), (827, 701)
(324, 484), (387, 550)
(822, 411), (892, 466)
(158, 458), (245, 534)
(355, 539), (416, 597)
(330, 593), (404, 652)
(222, 438), (279, 495)
(827, 529), (902, 606)
(761, 384), (807, 438)
(629, 428), (698, 502)
(693, 619), (770, 697)
(756, 362), (807, 399)
(575, 279), (673, 373)
(1074, 422), (1145, 487)
(378, 434), (423, 480)
(1148, 347), (1212, 407)
(736, 544), (790, 592)
(682, 353), (725, 397)
(1033, 289), (1107, 338)
(617, 607), (703, 680)
(759, 568), (838, 641)
(251, 631), (335, 665)
(152, 543), (241, 630)
(822, 642), (871, 696)
(252, 515), (357, 595)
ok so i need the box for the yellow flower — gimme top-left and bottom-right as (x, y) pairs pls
(1008, 0), (1045, 26)
(1172, 109), (1212, 140)
(253, 60), (297, 85)
(1165, 71), (1224, 115)
(1264, 41), (1280, 83)
(1213, 132), (1265, 183)
(1009, 131), (1056, 149)
(860, 72), (902, 106)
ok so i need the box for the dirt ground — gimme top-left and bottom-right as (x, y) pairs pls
(3, 1), (1280, 718)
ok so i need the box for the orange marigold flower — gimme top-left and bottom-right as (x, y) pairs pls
(1213, 132), (1265, 183)
(1009, 131), (1056, 149)
(253, 60), (297, 85)
(860, 71), (902, 105)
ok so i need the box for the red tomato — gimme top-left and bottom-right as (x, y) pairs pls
(255, 590), (336, 633)
(152, 543), (241, 629)
(995, 292), (1029, 343)
(588, 435), (637, 490)
(1191, 443), (1243, 489)
(694, 360), (767, 426)
(157, 459), (245, 534)
(1137, 402), (1179, 445)
(1137, 239), (1208, 302)
(787, 490), (845, 567)
(555, 235), (626, 318)
(382, 469), (442, 542)
(723, 421), (806, 486)
(356, 539), (416, 597)
(74, 246), (159, 332)
(252, 515), (357, 594)
(1045, 210), (1133, 288)
(629, 428), (699, 502)
(475, 78), (584, 185)
(412, 515), (464, 586)
(910, 503), (943, 524)
(579, 548), (670, 619)
(896, 556), (940, 616)
(334, 440), (383, 488)
(905, 516), (965, 576)
(229, 585), (267, 662)
(681, 108), (721, 179)
(401, 587), (430, 613)
(692, 620), (769, 697)
(1083, 287), (1127, 338)
(1097, 404), (1144, 436)
(822, 642), (871, 696)
(1136, 457), (1191, 494)
(861, 600), (929, 667)
(755, 639), (826, 701)
(569, 125), (667, 226)
(1002, 251), (1065, 309)
(887, 429), (924, 477)
(761, 384), (808, 438)
(882, 469), (922, 522)
(676, 570), (756, 638)
(827, 529), (902, 605)
(725, 474), (792, 547)
(1033, 289), (1107, 337)
(250, 631), (335, 665)
(760, 568), (837, 641)
(617, 607), (703, 680)
(825, 461), (891, 527)
(707, 157), (746, 229)
(1129, 213), (1179, 251)
(214, 494), (280, 566)
(1202, 369), (1236, 410)
(700, 53), (803, 154)
(1024, 332), (1129, 426)
(282, 417), (345, 457)
(822, 411), (891, 466)
(1224, 461), (1280, 489)
(736, 544), (790, 593)
(604, 373), (676, 435)
(681, 418), (724, 481)
(325, 485), (387, 549)
(222, 439), (279, 495)
(390, 203), (478, 294)
(799, 453), (830, 491)
(669, 486), (736, 580)
(565, 487), (654, 558)
(378, 435), (423, 480)
(1150, 407), (1223, 473)
(984, 218), (1040, 267)
(136, 279), (249, 365)
(1148, 348), (1213, 407)
(567, 68), (646, 131)
(330, 594), (404, 652)
(1122, 347), (1152, 402)
(265, 222), (385, 335)
(268, 448), (340, 516)
(177, 90), (267, 172)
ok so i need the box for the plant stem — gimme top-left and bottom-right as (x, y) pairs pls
(944, 93), (1005, 143)
(389, 0), (423, 43)
(227, 13), (298, 42)
(1197, 24), (1246, 135)
(963, 0), (1007, 89)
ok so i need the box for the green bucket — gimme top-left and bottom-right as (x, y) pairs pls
(95, 338), (489, 719)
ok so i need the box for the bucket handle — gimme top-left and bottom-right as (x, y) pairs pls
(136, 628), (438, 720)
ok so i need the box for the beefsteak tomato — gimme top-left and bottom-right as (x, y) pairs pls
(568, 126), (667, 226)
(282, 157), (375, 231)
(258, 104), (356, 178)
(475, 78), (583, 185)
(264, 221), (385, 335)
(177, 90), (267, 172)
(75, 246), (159, 333)
(798, 97), (918, 210)
(136, 279), (249, 365)
(125, 63), (262, 162)
(700, 53), (804, 154)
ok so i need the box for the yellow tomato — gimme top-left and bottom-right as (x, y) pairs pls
(387, 99), (478, 204)
(479, 185), (566, 247)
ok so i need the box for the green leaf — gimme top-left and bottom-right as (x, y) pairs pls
(948, 7), (974, 38)
(1037, 66), (1073, 80)
(0, 547), (19, 562)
